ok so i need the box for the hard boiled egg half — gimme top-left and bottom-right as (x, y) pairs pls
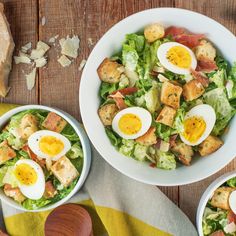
(14, 159), (45, 200)
(112, 107), (152, 139)
(28, 130), (71, 161)
(157, 42), (197, 75)
(180, 104), (216, 146)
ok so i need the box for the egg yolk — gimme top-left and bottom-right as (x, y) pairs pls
(14, 164), (37, 185)
(182, 116), (206, 143)
(39, 136), (64, 157)
(167, 46), (192, 68)
(118, 113), (142, 135)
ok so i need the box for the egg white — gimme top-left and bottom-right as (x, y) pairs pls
(229, 190), (236, 215)
(180, 104), (216, 146)
(28, 130), (71, 161)
(14, 159), (45, 200)
(157, 42), (197, 75)
(112, 107), (152, 139)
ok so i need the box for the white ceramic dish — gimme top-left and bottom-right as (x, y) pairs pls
(196, 171), (236, 236)
(80, 8), (236, 186)
(0, 105), (91, 212)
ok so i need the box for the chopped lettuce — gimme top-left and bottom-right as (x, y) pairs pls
(125, 34), (145, 53)
(61, 125), (80, 142)
(118, 74), (129, 89)
(2, 166), (18, 188)
(122, 44), (139, 71)
(0, 167), (8, 187)
(105, 128), (122, 147)
(203, 88), (235, 135)
(119, 139), (135, 156)
(100, 82), (118, 100)
(22, 197), (51, 210)
(155, 123), (175, 142)
(144, 85), (161, 113)
(227, 177), (236, 187)
(133, 144), (149, 161)
(209, 69), (225, 88)
(67, 143), (83, 159)
(226, 62), (236, 100)
(156, 151), (176, 170)
(215, 55), (228, 71)
(173, 107), (185, 133)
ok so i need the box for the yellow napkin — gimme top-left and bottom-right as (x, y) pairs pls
(0, 103), (197, 236)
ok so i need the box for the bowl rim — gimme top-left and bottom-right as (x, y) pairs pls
(80, 7), (236, 186)
(196, 171), (236, 236)
(0, 105), (91, 212)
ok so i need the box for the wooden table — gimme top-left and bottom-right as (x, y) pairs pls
(1, 0), (236, 225)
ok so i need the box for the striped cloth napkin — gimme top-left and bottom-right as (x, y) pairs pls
(0, 103), (197, 236)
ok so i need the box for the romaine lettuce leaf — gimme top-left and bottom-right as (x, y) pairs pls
(0, 166), (8, 187)
(105, 128), (122, 148)
(22, 197), (51, 210)
(133, 144), (149, 161)
(122, 44), (139, 71)
(61, 125), (80, 142)
(2, 166), (18, 188)
(173, 107), (186, 133)
(125, 34), (145, 53)
(119, 139), (135, 156)
(144, 85), (161, 113)
(227, 177), (236, 187)
(154, 123), (175, 142)
(67, 143), (83, 159)
(100, 82), (118, 100)
(209, 70), (225, 88)
(156, 151), (176, 170)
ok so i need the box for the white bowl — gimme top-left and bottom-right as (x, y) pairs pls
(196, 171), (236, 236)
(0, 105), (91, 212)
(80, 8), (236, 186)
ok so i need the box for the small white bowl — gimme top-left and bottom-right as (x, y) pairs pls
(0, 105), (91, 212)
(196, 171), (236, 236)
(80, 7), (236, 186)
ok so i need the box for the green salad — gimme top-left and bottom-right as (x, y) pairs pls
(0, 109), (83, 210)
(97, 23), (236, 170)
(202, 177), (236, 236)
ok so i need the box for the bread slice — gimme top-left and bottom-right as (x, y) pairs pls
(0, 3), (15, 97)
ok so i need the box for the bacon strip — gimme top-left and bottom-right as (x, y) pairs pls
(191, 69), (209, 87)
(227, 210), (236, 223)
(111, 87), (138, 96)
(196, 57), (218, 73)
(113, 97), (127, 110)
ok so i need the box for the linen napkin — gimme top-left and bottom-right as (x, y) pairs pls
(0, 103), (198, 236)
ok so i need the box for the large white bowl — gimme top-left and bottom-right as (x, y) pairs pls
(80, 8), (236, 186)
(196, 171), (236, 236)
(0, 105), (91, 212)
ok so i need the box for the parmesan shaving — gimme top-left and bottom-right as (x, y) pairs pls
(158, 74), (169, 82)
(48, 35), (59, 43)
(35, 57), (47, 68)
(30, 41), (50, 60)
(21, 42), (32, 53)
(41, 16), (46, 26)
(14, 54), (31, 64)
(57, 55), (71, 67)
(78, 59), (86, 71)
(88, 37), (94, 47)
(25, 68), (36, 90)
(59, 35), (80, 58)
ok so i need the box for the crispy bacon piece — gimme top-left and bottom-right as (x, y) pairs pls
(165, 26), (204, 48)
(196, 57), (218, 73)
(191, 69), (209, 87)
(227, 210), (236, 223)
(111, 87), (138, 96)
(209, 231), (225, 236)
(108, 91), (124, 99)
(113, 97), (127, 110)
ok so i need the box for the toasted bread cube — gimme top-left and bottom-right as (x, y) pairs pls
(210, 187), (235, 210)
(42, 112), (67, 133)
(199, 135), (223, 156)
(20, 114), (38, 140)
(136, 127), (157, 146)
(183, 79), (205, 102)
(160, 81), (183, 109)
(144, 23), (165, 43)
(172, 141), (194, 166)
(98, 104), (118, 126)
(0, 141), (16, 165)
(195, 39), (216, 61)
(156, 106), (177, 127)
(51, 156), (79, 187)
(44, 181), (57, 199)
(4, 184), (26, 203)
(97, 58), (123, 84)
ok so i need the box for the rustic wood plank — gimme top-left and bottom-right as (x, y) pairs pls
(1, 0), (38, 105)
(175, 0), (236, 223)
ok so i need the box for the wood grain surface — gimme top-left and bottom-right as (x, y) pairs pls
(1, 0), (236, 225)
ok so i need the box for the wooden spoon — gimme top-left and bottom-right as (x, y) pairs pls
(44, 203), (93, 236)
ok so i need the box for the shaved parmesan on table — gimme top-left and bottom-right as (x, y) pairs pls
(41, 16), (46, 26)
(30, 41), (50, 60)
(25, 67), (36, 90)
(14, 55), (31, 64)
(0, 3), (15, 97)
(57, 55), (71, 67)
(78, 59), (86, 71)
(48, 35), (59, 43)
(59, 35), (80, 58)
(35, 57), (47, 68)
(88, 37), (94, 47)
(21, 42), (32, 53)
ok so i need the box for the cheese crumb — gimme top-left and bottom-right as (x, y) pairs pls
(59, 35), (80, 58)
(41, 16), (46, 26)
(14, 52), (31, 64)
(21, 42), (32, 53)
(48, 35), (59, 43)
(88, 38), (94, 47)
(35, 57), (47, 68)
(25, 68), (36, 90)
(30, 41), (50, 60)
(57, 55), (71, 67)
(78, 59), (86, 71)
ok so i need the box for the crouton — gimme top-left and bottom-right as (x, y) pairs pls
(44, 181), (57, 199)
(98, 104), (118, 126)
(195, 39), (216, 61)
(42, 112), (67, 133)
(183, 79), (205, 101)
(0, 141), (16, 165)
(51, 156), (79, 187)
(4, 184), (26, 203)
(199, 135), (223, 156)
(20, 114), (38, 139)
(210, 187), (235, 210)
(156, 106), (177, 127)
(172, 141), (194, 166)
(136, 127), (157, 146)
(160, 81), (183, 109)
(144, 23), (165, 43)
(97, 58), (123, 83)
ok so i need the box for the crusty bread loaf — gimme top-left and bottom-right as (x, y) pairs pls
(0, 3), (15, 97)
